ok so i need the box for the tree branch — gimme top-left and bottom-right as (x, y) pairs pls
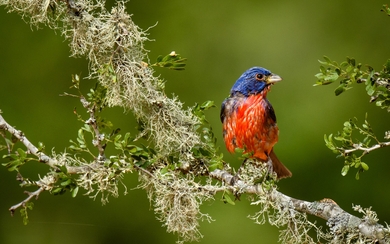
(9, 187), (45, 216)
(80, 96), (106, 162)
(210, 169), (389, 243)
(0, 114), (58, 168)
(344, 142), (390, 155)
(0, 113), (97, 175)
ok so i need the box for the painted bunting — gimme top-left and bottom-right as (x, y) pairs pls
(220, 67), (292, 179)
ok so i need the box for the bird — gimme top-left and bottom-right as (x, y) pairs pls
(220, 67), (292, 179)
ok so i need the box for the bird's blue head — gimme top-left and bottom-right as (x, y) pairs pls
(230, 67), (282, 96)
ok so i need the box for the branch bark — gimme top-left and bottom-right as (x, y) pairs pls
(9, 187), (45, 216)
(0, 113), (98, 175)
(0, 114), (58, 168)
(210, 169), (389, 243)
(344, 142), (390, 155)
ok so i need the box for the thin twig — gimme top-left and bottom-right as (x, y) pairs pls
(344, 142), (390, 155)
(0, 113), (102, 175)
(9, 187), (45, 216)
(80, 96), (106, 162)
(0, 114), (58, 169)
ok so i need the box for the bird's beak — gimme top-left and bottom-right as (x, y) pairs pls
(266, 74), (282, 84)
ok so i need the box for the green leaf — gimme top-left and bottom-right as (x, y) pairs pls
(323, 56), (332, 64)
(161, 54), (172, 62)
(319, 65), (326, 73)
(347, 57), (356, 67)
(208, 160), (223, 171)
(324, 134), (338, 153)
(355, 171), (360, 180)
(361, 162), (369, 171)
(152, 52), (187, 71)
(222, 194), (235, 205)
(163, 62), (173, 67)
(37, 142), (45, 152)
(17, 148), (26, 159)
(325, 71), (339, 82)
(341, 165), (349, 176)
(366, 83), (375, 96)
(343, 121), (351, 128)
(60, 179), (72, 186)
(381, 4), (390, 16)
(51, 187), (65, 195)
(385, 59), (390, 71)
(354, 161), (361, 168)
(21, 208), (29, 225)
(160, 167), (169, 175)
(334, 84), (346, 96)
(156, 55), (163, 63)
(59, 165), (68, 174)
(71, 186), (79, 198)
(200, 100), (215, 110)
(241, 152), (253, 158)
(318, 59), (328, 65)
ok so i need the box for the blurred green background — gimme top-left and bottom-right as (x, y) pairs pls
(1, 0), (390, 243)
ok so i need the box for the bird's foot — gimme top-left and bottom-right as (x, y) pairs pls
(266, 157), (273, 174)
(262, 158), (277, 181)
(229, 174), (243, 200)
(229, 174), (240, 185)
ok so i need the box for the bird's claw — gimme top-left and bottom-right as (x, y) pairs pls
(229, 174), (243, 200)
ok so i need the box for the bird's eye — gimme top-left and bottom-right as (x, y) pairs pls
(255, 73), (265, 81)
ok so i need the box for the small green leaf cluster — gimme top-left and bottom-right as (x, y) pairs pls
(315, 56), (390, 111)
(86, 82), (108, 111)
(2, 148), (33, 172)
(0, 131), (17, 153)
(314, 56), (368, 95)
(69, 125), (93, 155)
(381, 4), (390, 16)
(152, 51), (187, 71)
(113, 132), (155, 169)
(98, 63), (117, 84)
(2, 139), (45, 171)
(324, 116), (380, 179)
(368, 59), (390, 111)
(233, 147), (254, 159)
(221, 192), (235, 205)
(51, 167), (79, 198)
(20, 202), (34, 225)
(68, 83), (114, 158)
(192, 101), (224, 172)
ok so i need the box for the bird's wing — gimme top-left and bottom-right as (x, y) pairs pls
(265, 99), (277, 123)
(220, 99), (227, 123)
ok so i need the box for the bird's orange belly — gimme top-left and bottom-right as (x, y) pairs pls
(223, 95), (278, 161)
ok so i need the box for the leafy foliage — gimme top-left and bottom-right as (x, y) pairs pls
(2, 148), (30, 172)
(324, 115), (383, 179)
(381, 4), (390, 16)
(20, 202), (33, 225)
(314, 0), (390, 178)
(152, 51), (187, 71)
(191, 100), (224, 172)
(315, 56), (390, 111)
(316, 56), (390, 179)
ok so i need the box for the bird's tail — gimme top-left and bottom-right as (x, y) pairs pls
(270, 150), (292, 179)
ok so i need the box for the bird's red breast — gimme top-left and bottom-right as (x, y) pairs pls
(222, 90), (278, 161)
